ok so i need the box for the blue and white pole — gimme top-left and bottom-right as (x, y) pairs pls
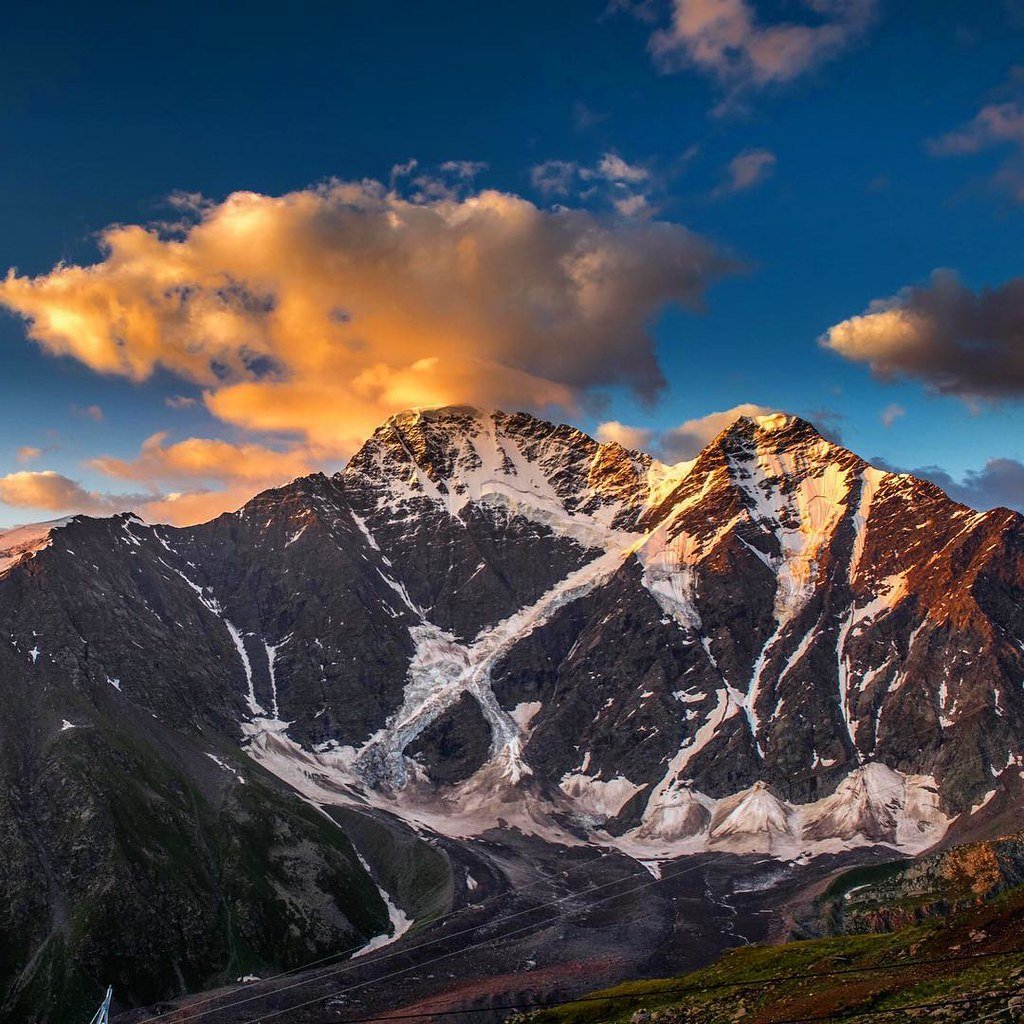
(88, 986), (112, 1024)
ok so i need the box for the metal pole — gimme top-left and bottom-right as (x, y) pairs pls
(88, 986), (112, 1024)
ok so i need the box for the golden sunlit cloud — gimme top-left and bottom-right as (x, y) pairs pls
(137, 485), (276, 526)
(0, 462), (284, 527)
(0, 180), (735, 458)
(598, 402), (776, 462)
(80, 433), (326, 524)
(822, 269), (1024, 400)
(595, 420), (655, 450)
(89, 432), (318, 486)
(0, 470), (139, 516)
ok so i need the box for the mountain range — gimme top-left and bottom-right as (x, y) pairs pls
(3, 405), (1024, 1021)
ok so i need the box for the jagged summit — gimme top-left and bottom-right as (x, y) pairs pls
(341, 405), (657, 536)
(336, 404), (859, 543)
(703, 409), (841, 460)
(362, 404), (833, 472)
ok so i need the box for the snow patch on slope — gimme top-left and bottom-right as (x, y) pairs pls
(352, 853), (414, 957)
(559, 772), (642, 820)
(355, 543), (634, 790)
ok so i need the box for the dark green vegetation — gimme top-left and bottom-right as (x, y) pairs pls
(329, 805), (454, 926)
(524, 835), (1024, 1024)
(0, 715), (405, 1024)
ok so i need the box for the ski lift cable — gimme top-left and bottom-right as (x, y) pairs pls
(131, 852), (741, 1024)
(129, 846), (566, 1024)
(229, 853), (744, 1024)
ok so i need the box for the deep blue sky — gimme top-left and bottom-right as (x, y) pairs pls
(2, 1), (1024, 525)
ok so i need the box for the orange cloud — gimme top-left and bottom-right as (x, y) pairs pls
(595, 420), (655, 450)
(79, 433), (325, 526)
(1, 180), (734, 455)
(821, 269), (1024, 400)
(0, 470), (139, 516)
(16, 446), (43, 464)
(89, 432), (318, 486)
(597, 402), (777, 462)
(137, 486), (268, 526)
(0, 466), (276, 527)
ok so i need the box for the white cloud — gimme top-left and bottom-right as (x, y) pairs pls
(880, 402), (905, 428)
(530, 152), (657, 215)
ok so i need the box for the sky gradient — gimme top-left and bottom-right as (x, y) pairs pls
(3, 0), (1024, 526)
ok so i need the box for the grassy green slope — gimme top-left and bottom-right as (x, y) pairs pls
(525, 838), (1024, 1024)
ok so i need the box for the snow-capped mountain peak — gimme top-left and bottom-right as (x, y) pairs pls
(4, 405), (1023, 884)
(342, 405), (661, 538)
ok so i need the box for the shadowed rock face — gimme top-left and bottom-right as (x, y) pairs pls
(4, 405), (1024, 1019)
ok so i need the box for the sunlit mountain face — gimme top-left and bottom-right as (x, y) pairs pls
(5, 4), (1024, 1022)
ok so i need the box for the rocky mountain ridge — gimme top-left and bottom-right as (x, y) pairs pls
(7, 403), (1024, 1019)
(4, 406), (1023, 861)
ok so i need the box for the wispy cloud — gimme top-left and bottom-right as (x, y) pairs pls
(880, 402), (905, 428)
(622, 0), (877, 112)
(0, 470), (144, 517)
(713, 147), (776, 196)
(928, 100), (1024, 156)
(71, 403), (104, 422)
(927, 69), (1024, 201)
(89, 433), (318, 487)
(530, 151), (658, 213)
(16, 446), (43, 464)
